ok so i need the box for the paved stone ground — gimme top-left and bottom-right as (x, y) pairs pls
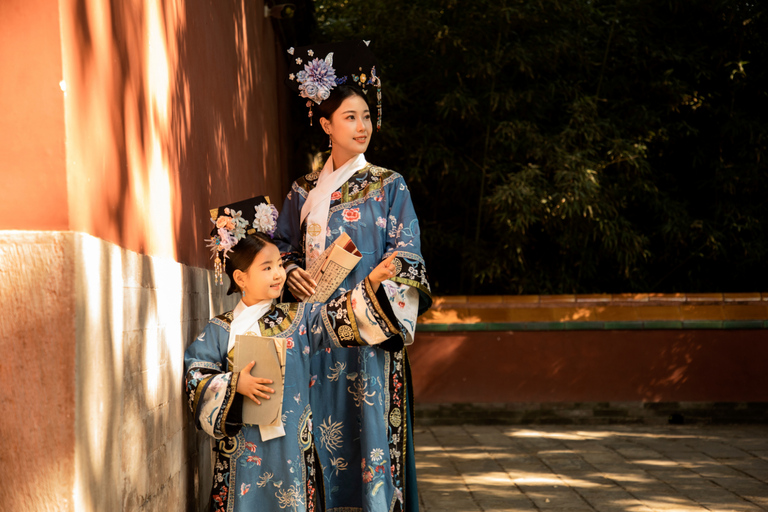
(415, 425), (768, 512)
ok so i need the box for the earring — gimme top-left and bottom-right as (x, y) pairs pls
(242, 288), (246, 299)
(328, 135), (332, 149)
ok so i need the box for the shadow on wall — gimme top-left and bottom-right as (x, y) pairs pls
(74, 239), (146, 511)
(68, 0), (284, 269)
(66, 0), (282, 509)
(74, 233), (229, 510)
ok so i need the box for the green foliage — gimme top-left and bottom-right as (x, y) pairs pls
(309, 0), (768, 294)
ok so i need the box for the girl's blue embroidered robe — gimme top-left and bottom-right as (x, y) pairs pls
(184, 278), (403, 512)
(275, 163), (432, 512)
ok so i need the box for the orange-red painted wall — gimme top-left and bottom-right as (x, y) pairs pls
(1, 0), (288, 268)
(0, 0), (68, 230)
(58, 0), (288, 267)
(410, 330), (768, 404)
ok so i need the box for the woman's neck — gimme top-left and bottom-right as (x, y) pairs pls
(331, 150), (361, 171)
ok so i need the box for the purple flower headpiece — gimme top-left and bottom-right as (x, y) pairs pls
(285, 41), (383, 129)
(296, 53), (338, 105)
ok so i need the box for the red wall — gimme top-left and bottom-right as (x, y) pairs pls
(1, 0), (289, 268)
(410, 330), (768, 403)
(0, 0), (68, 230)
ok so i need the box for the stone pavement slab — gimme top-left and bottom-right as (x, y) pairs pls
(416, 425), (768, 512)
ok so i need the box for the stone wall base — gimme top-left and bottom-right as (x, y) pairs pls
(0, 231), (237, 512)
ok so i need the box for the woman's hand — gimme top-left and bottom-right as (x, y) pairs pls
(286, 267), (317, 299)
(236, 361), (275, 405)
(368, 252), (398, 293)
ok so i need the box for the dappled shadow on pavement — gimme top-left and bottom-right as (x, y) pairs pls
(416, 425), (768, 512)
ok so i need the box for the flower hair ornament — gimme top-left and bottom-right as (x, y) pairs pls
(285, 40), (383, 130)
(206, 195), (279, 285)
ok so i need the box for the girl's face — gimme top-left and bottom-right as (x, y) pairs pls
(236, 243), (286, 305)
(322, 94), (372, 167)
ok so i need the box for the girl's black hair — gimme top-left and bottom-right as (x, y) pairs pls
(316, 84), (370, 122)
(224, 232), (277, 295)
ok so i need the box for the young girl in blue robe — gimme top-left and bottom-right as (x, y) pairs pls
(185, 213), (403, 512)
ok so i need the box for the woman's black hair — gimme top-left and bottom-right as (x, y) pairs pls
(224, 232), (277, 295)
(316, 84), (370, 122)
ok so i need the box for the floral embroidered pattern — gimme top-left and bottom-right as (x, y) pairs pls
(386, 349), (408, 510)
(318, 416), (344, 453)
(342, 208), (361, 223)
(370, 447), (385, 462)
(260, 303), (299, 336)
(389, 251), (432, 298)
(275, 484), (305, 509)
(328, 361), (346, 381)
(257, 472), (274, 488)
(322, 292), (361, 348)
(349, 377), (376, 407)
(330, 456), (348, 476)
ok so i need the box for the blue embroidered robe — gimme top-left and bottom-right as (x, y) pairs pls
(275, 163), (432, 512)
(184, 279), (403, 512)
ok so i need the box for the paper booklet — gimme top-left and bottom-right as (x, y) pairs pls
(233, 335), (286, 426)
(303, 232), (362, 303)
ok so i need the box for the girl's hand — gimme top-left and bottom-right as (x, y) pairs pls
(236, 361), (275, 405)
(368, 252), (398, 292)
(286, 267), (317, 299)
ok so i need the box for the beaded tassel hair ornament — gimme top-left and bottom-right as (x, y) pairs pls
(206, 195), (279, 285)
(285, 40), (383, 130)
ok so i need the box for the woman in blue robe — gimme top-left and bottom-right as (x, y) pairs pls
(185, 202), (403, 512)
(277, 42), (432, 511)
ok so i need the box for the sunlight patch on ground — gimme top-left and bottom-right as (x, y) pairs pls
(513, 476), (562, 485)
(508, 430), (586, 441)
(462, 473), (513, 484)
(599, 472), (656, 483)
(630, 459), (679, 467)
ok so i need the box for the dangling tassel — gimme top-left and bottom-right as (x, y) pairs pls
(376, 86), (382, 131)
(307, 101), (314, 126)
(214, 254), (223, 285)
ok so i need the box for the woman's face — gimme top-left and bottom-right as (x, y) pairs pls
(236, 243), (286, 305)
(323, 94), (372, 166)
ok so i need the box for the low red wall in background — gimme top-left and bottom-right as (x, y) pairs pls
(410, 330), (768, 404)
(410, 293), (768, 420)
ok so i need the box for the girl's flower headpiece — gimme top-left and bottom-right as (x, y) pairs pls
(285, 40), (383, 130)
(207, 195), (279, 285)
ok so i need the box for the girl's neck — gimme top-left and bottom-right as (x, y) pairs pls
(242, 296), (271, 307)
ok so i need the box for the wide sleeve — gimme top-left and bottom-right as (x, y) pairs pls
(274, 183), (306, 271)
(183, 321), (244, 440)
(308, 277), (405, 353)
(380, 175), (433, 343)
